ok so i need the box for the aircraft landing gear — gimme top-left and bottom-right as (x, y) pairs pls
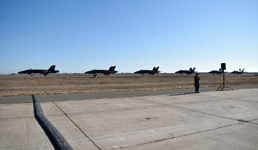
(94, 74), (97, 78)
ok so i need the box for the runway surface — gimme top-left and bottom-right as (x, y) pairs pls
(0, 86), (258, 149)
(1, 84), (258, 104)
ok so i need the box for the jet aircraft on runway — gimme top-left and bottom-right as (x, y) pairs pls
(85, 66), (118, 77)
(231, 68), (245, 75)
(18, 65), (59, 76)
(134, 67), (160, 76)
(175, 67), (196, 75)
(209, 68), (223, 75)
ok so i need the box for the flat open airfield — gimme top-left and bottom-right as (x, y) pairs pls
(1, 74), (258, 97)
(0, 74), (258, 149)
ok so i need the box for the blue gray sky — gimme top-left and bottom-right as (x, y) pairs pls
(1, 0), (257, 74)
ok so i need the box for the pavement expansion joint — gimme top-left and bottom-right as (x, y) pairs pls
(249, 118), (258, 121)
(52, 101), (102, 150)
(140, 97), (256, 125)
(0, 116), (34, 120)
(246, 118), (258, 125)
(233, 98), (258, 103)
(26, 119), (29, 145)
(115, 123), (241, 150)
(171, 105), (256, 125)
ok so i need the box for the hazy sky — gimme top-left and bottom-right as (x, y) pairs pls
(1, 0), (257, 74)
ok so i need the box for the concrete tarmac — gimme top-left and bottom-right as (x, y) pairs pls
(0, 87), (258, 149)
(1, 84), (258, 104)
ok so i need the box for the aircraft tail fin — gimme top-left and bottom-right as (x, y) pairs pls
(242, 68), (245, 72)
(48, 65), (56, 71)
(153, 66), (159, 71)
(109, 66), (116, 71)
(192, 67), (196, 71)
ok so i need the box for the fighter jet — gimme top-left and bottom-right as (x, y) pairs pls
(134, 67), (160, 76)
(231, 68), (245, 75)
(85, 66), (118, 77)
(175, 67), (196, 75)
(18, 65), (59, 76)
(209, 68), (223, 75)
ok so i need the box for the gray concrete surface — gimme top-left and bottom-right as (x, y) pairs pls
(0, 88), (258, 149)
(1, 84), (258, 104)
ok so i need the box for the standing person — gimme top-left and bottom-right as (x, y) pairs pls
(194, 73), (200, 93)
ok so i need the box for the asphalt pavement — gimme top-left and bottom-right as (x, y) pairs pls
(1, 84), (258, 104)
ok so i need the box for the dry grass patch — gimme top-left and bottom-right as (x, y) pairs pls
(1, 74), (257, 97)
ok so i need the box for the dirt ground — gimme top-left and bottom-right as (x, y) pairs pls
(0, 74), (258, 97)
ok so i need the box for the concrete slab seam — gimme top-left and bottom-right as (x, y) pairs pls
(249, 118), (258, 121)
(232, 98), (258, 103)
(0, 116), (34, 120)
(140, 98), (256, 124)
(52, 101), (102, 150)
(26, 119), (29, 145)
(240, 118), (258, 126)
(175, 106), (258, 125)
(59, 105), (160, 115)
(212, 95), (258, 103)
(116, 123), (241, 150)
